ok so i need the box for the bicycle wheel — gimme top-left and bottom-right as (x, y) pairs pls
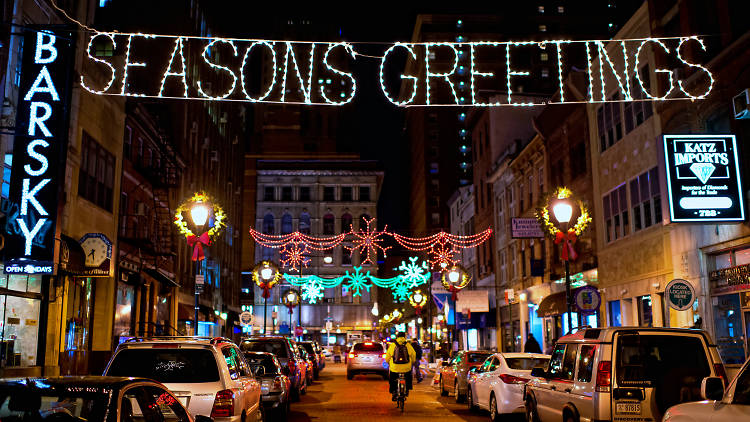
(398, 397), (404, 412)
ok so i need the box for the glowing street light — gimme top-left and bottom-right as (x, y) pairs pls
(253, 261), (281, 334)
(190, 203), (209, 227)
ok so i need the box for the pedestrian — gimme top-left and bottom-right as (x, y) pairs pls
(691, 317), (703, 329)
(524, 333), (542, 353)
(411, 339), (423, 383)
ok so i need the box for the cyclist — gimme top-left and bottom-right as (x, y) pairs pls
(386, 332), (416, 401)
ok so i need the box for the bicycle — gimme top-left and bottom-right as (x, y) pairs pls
(395, 373), (407, 412)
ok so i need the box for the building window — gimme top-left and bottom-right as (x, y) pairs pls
(124, 126), (132, 160)
(603, 184), (628, 243)
(431, 212), (440, 226)
(262, 214), (275, 234)
(638, 295), (653, 327)
(323, 213), (335, 235)
(539, 24), (547, 32)
(519, 183), (525, 211)
(13, 37), (24, 87)
(541, 68), (550, 78)
(430, 163), (439, 174)
(528, 175), (534, 206)
(521, 248), (526, 277)
(359, 186), (370, 202)
(569, 142), (587, 180)
(341, 213), (353, 232)
(608, 300), (622, 326)
(538, 168), (544, 193)
(281, 186), (293, 201)
(341, 186), (353, 201)
(538, 5), (544, 13)
(135, 137), (143, 165)
(630, 167), (661, 232)
(2, 154), (11, 199)
(299, 186), (311, 201)
(281, 213), (293, 234)
(597, 93), (624, 152)
(341, 245), (352, 266)
(540, 52), (548, 61)
(323, 186), (335, 201)
(299, 212), (311, 234)
(558, 5), (564, 13)
(624, 66), (654, 134)
(78, 131), (115, 212)
(263, 187), (275, 201)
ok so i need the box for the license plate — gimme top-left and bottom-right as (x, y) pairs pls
(616, 402), (641, 414)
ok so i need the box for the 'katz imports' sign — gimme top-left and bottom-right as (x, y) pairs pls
(4, 27), (74, 274)
(663, 134), (744, 223)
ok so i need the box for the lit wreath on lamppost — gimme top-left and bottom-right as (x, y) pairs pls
(409, 290), (428, 341)
(282, 288), (301, 335)
(536, 187), (591, 332)
(174, 192), (226, 334)
(441, 264), (470, 350)
(253, 260), (282, 334)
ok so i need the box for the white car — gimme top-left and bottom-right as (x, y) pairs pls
(663, 357), (750, 421)
(467, 352), (550, 420)
(105, 337), (263, 422)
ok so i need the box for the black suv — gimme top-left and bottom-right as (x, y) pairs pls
(240, 336), (306, 401)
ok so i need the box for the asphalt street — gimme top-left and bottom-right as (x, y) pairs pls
(287, 362), (509, 421)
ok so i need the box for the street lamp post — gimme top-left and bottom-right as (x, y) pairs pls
(552, 197), (575, 331)
(283, 289), (300, 335)
(409, 290), (428, 343)
(253, 261), (281, 335)
(442, 264), (471, 353)
(190, 203), (209, 334)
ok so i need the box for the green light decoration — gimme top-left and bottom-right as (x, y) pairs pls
(284, 257), (431, 304)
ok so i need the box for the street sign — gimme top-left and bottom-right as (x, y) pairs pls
(511, 218), (544, 238)
(195, 275), (205, 294)
(239, 311), (253, 326)
(665, 279), (696, 311)
(575, 286), (601, 314)
(663, 134), (745, 222)
(294, 326), (303, 336)
(504, 289), (515, 304)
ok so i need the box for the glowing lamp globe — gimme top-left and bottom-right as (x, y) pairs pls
(448, 270), (460, 283)
(323, 255), (333, 264)
(191, 203), (210, 226)
(287, 292), (297, 302)
(552, 202), (573, 224)
(413, 293), (423, 303)
(417, 317), (423, 324)
(393, 310), (401, 318)
(260, 267), (274, 280)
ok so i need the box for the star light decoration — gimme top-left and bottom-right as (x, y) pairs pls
(279, 241), (311, 272)
(345, 217), (390, 265)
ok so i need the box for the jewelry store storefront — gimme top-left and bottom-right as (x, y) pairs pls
(709, 247), (750, 366)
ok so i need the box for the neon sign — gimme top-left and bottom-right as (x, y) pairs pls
(80, 33), (715, 107)
(663, 134), (745, 223)
(4, 27), (74, 274)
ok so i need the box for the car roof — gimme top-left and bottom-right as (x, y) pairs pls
(0, 376), (159, 391)
(118, 336), (235, 347)
(556, 327), (713, 344)
(496, 353), (550, 359)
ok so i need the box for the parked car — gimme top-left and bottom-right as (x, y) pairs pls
(312, 341), (326, 371)
(300, 341), (323, 378)
(243, 351), (292, 421)
(346, 341), (389, 380)
(240, 336), (307, 401)
(105, 337), (263, 422)
(0, 376), (204, 422)
(467, 352), (550, 420)
(297, 345), (315, 385)
(662, 354), (750, 421)
(524, 327), (727, 422)
(439, 350), (493, 401)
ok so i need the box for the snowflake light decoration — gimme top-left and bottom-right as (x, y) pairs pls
(344, 266), (372, 297)
(300, 280), (324, 304)
(430, 234), (459, 270)
(397, 256), (430, 287)
(392, 283), (412, 302)
(279, 242), (310, 272)
(345, 217), (390, 265)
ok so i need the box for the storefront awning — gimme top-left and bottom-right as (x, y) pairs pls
(537, 291), (568, 318)
(143, 268), (179, 288)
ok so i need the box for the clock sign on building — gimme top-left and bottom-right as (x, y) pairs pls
(663, 134), (745, 223)
(78, 233), (112, 276)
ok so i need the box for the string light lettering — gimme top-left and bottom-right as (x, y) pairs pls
(197, 38), (238, 99)
(158, 37), (189, 97)
(80, 32), (116, 94)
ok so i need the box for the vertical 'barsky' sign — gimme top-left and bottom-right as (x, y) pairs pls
(4, 27), (74, 274)
(663, 134), (745, 223)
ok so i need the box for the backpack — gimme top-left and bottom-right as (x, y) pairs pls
(392, 343), (410, 364)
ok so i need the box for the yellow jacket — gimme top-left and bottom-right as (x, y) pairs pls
(386, 337), (416, 373)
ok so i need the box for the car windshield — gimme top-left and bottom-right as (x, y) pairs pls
(244, 354), (280, 375)
(241, 341), (289, 358)
(107, 348), (220, 383)
(0, 386), (109, 422)
(506, 357), (549, 370)
(467, 353), (491, 363)
(353, 343), (382, 352)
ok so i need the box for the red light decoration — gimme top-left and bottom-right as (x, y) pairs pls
(249, 220), (492, 271)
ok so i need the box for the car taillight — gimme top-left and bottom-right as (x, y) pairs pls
(713, 363), (728, 386)
(348, 353), (357, 358)
(210, 389), (235, 418)
(498, 374), (529, 384)
(595, 361), (611, 392)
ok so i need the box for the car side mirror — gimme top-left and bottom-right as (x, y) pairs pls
(195, 416), (214, 422)
(701, 376), (724, 401)
(530, 367), (547, 378)
(253, 365), (265, 377)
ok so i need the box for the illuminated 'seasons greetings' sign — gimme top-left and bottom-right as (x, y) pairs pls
(80, 33), (714, 106)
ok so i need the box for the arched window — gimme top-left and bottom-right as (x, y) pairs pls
(281, 213), (293, 234)
(323, 213), (335, 235)
(341, 213), (353, 232)
(299, 212), (311, 234)
(359, 214), (371, 230)
(262, 214), (275, 234)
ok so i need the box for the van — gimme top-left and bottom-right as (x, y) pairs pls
(524, 327), (727, 422)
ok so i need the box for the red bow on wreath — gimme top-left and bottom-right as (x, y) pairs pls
(187, 232), (210, 261)
(414, 306), (422, 316)
(448, 286), (461, 302)
(258, 282), (273, 299)
(554, 229), (578, 262)
(286, 304), (295, 315)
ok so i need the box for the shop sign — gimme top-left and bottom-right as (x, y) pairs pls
(456, 290), (489, 312)
(511, 218), (544, 238)
(709, 263), (750, 292)
(574, 286), (601, 314)
(239, 311), (253, 326)
(665, 279), (696, 311)
(663, 134), (745, 222)
(195, 274), (205, 293)
(4, 27), (74, 274)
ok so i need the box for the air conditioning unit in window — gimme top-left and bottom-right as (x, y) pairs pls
(210, 150), (219, 162)
(733, 89), (750, 119)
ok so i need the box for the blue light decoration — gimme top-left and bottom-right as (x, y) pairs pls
(284, 257), (431, 304)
